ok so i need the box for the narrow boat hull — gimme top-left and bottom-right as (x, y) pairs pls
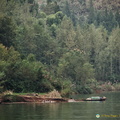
(84, 96), (106, 101)
(84, 98), (106, 101)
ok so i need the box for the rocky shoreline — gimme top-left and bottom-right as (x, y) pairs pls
(0, 90), (83, 104)
(0, 95), (80, 104)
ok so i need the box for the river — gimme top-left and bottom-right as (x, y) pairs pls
(0, 92), (120, 120)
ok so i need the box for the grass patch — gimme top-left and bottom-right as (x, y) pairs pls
(13, 93), (47, 96)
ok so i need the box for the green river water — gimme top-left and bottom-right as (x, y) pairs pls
(0, 92), (120, 120)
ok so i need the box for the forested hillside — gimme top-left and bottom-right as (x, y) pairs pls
(0, 0), (120, 95)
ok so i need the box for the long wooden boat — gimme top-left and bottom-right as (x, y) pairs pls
(84, 96), (106, 101)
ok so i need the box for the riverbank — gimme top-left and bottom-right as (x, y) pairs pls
(95, 82), (120, 93)
(0, 90), (80, 104)
(0, 95), (68, 103)
(1, 83), (119, 104)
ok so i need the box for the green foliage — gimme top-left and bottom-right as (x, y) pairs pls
(57, 50), (95, 93)
(47, 14), (56, 26)
(59, 0), (119, 32)
(43, 1), (60, 15)
(105, 27), (120, 81)
(50, 24), (57, 37)
(0, 15), (16, 47)
(46, 11), (64, 26)
(0, 0), (120, 95)
(63, 1), (71, 18)
(0, 44), (54, 93)
(4, 56), (54, 92)
(115, 10), (120, 26)
(37, 12), (46, 19)
(56, 17), (76, 49)
(88, 0), (95, 24)
(47, 0), (52, 5)
(0, 72), (5, 92)
(2, 94), (25, 102)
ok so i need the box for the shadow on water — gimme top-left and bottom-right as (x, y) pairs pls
(0, 92), (120, 120)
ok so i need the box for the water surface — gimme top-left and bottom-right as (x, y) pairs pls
(0, 92), (120, 120)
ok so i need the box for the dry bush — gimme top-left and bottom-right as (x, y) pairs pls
(47, 89), (62, 98)
(2, 90), (13, 95)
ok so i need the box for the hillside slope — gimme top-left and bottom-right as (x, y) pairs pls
(38, 0), (120, 19)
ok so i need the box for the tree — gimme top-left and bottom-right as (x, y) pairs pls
(0, 59), (7, 92)
(56, 17), (76, 49)
(57, 49), (95, 93)
(106, 27), (120, 82)
(47, 0), (52, 5)
(0, 44), (54, 92)
(88, 0), (95, 24)
(100, 9), (117, 32)
(0, 44), (20, 91)
(115, 10), (120, 26)
(75, 24), (109, 81)
(63, 1), (71, 18)
(43, 1), (60, 15)
(0, 15), (16, 47)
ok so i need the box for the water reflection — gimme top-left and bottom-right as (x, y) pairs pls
(0, 92), (120, 120)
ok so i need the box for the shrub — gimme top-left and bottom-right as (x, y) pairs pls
(2, 95), (25, 102)
(114, 83), (120, 91)
(47, 89), (62, 98)
(2, 90), (13, 95)
(61, 88), (71, 97)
